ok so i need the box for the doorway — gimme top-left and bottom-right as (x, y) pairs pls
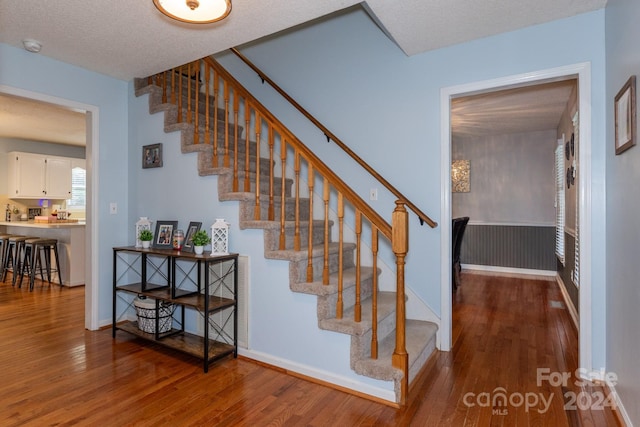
(0, 84), (98, 330)
(439, 63), (593, 374)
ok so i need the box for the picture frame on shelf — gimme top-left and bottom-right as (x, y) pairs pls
(615, 76), (636, 155)
(182, 221), (202, 253)
(154, 220), (178, 249)
(142, 143), (163, 168)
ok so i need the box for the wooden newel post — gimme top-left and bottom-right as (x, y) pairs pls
(392, 200), (409, 405)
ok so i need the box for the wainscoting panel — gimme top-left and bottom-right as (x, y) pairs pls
(461, 224), (556, 271)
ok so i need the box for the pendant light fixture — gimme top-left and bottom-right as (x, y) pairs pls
(153, 0), (231, 24)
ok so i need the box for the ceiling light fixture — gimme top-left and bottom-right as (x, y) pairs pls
(22, 39), (42, 53)
(153, 0), (231, 24)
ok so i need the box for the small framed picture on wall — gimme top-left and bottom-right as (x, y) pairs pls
(143, 143), (163, 168)
(614, 76), (636, 155)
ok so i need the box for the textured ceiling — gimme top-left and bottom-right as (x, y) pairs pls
(452, 80), (577, 138)
(0, 0), (603, 145)
(0, 0), (606, 81)
(0, 93), (86, 146)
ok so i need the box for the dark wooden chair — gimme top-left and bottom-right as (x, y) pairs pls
(452, 216), (469, 291)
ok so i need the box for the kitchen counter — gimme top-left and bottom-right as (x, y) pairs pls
(0, 220), (85, 229)
(0, 221), (86, 286)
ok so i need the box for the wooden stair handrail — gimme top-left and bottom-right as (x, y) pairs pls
(204, 56), (393, 239)
(230, 47), (437, 229)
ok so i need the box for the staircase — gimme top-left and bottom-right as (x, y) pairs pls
(134, 56), (438, 405)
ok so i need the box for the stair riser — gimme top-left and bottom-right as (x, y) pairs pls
(164, 107), (241, 139)
(192, 148), (276, 177)
(288, 248), (356, 284)
(348, 310), (397, 368)
(238, 198), (311, 223)
(260, 223), (325, 252)
(316, 275), (374, 321)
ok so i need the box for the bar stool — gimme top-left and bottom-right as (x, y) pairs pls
(0, 233), (13, 277)
(1, 235), (28, 285)
(26, 238), (62, 291)
(17, 237), (46, 289)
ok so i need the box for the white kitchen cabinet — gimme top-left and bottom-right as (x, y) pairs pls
(7, 152), (72, 199)
(45, 156), (73, 199)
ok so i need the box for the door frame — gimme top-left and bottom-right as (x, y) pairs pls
(439, 62), (593, 373)
(0, 84), (99, 330)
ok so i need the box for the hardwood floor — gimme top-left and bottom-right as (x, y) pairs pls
(0, 273), (622, 426)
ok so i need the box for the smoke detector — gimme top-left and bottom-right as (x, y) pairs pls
(22, 39), (42, 53)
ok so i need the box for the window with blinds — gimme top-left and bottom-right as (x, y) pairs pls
(66, 166), (86, 218)
(555, 143), (565, 264)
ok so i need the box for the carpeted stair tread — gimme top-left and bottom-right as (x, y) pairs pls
(264, 242), (354, 262)
(319, 291), (396, 336)
(353, 319), (438, 382)
(290, 266), (374, 296)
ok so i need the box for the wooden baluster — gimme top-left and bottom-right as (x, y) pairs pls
(170, 67), (176, 105)
(161, 71), (167, 104)
(336, 192), (344, 318)
(306, 163), (314, 282)
(244, 102), (251, 192)
(392, 201), (409, 406)
(371, 227), (379, 359)
(294, 151), (301, 251)
(213, 73), (219, 167)
(279, 136), (287, 250)
(233, 94), (240, 192)
(354, 210), (362, 322)
(193, 62), (200, 144)
(224, 81), (230, 167)
(268, 126), (275, 221)
(204, 63), (211, 146)
(254, 112), (261, 220)
(322, 178), (330, 285)
(177, 67), (183, 123)
(187, 62), (192, 124)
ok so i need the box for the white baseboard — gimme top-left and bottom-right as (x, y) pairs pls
(606, 382), (633, 427)
(238, 348), (396, 403)
(555, 275), (579, 330)
(462, 264), (556, 279)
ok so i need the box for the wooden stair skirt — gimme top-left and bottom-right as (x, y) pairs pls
(134, 63), (438, 404)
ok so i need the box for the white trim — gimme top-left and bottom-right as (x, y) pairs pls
(440, 63), (592, 373)
(606, 383), (633, 427)
(467, 221), (555, 227)
(0, 85), (100, 331)
(555, 275), (579, 330)
(462, 264), (556, 278)
(238, 348), (396, 403)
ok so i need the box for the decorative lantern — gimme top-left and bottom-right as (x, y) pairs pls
(135, 217), (154, 248)
(210, 218), (229, 255)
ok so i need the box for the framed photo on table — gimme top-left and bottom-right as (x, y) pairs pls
(154, 220), (178, 249)
(182, 221), (202, 253)
(615, 76), (636, 155)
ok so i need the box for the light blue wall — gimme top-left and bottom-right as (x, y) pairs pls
(605, 0), (640, 424)
(0, 43), (129, 324)
(217, 8), (607, 367)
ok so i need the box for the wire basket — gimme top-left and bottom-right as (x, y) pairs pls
(134, 297), (173, 334)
